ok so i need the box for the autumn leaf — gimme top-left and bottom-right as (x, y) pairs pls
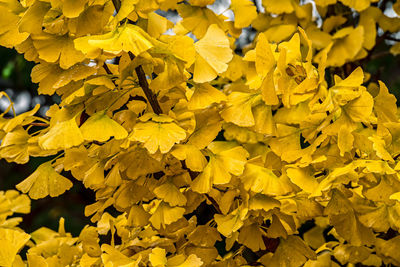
(16, 162), (73, 199)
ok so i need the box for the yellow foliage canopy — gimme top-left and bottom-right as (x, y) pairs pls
(1, 0), (400, 266)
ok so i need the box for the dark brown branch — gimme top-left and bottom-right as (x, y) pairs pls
(110, 0), (163, 115)
(127, 52), (163, 115)
(103, 63), (113, 75)
(204, 194), (222, 214)
(385, 36), (400, 42)
(371, 51), (391, 60)
(134, 64), (163, 115)
(252, 0), (260, 13)
(111, 0), (121, 12)
(379, 0), (390, 12)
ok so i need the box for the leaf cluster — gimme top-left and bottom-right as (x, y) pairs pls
(1, 0), (400, 266)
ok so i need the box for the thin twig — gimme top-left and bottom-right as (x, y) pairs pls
(111, 0), (121, 12)
(205, 194), (222, 214)
(110, 0), (163, 115)
(385, 36), (400, 42)
(103, 63), (113, 75)
(252, 0), (260, 13)
(127, 52), (163, 115)
(134, 65), (163, 115)
(371, 51), (391, 60)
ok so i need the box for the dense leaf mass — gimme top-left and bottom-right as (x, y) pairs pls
(1, 0), (400, 266)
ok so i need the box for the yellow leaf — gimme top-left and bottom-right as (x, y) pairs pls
(38, 117), (84, 150)
(16, 162), (73, 199)
(105, 164), (122, 187)
(325, 190), (375, 246)
(224, 54), (245, 81)
(147, 12), (174, 38)
(269, 236), (316, 266)
(0, 228), (30, 267)
(184, 246), (218, 266)
(74, 24), (154, 57)
(252, 104), (277, 135)
(188, 83), (227, 110)
(337, 126), (354, 156)
(256, 34), (276, 77)
(374, 81), (398, 123)
(346, 91), (374, 122)
(333, 244), (371, 264)
(83, 161), (105, 189)
(0, 190), (31, 215)
(231, 0), (257, 28)
(214, 208), (247, 237)
(154, 181), (187, 206)
(32, 33), (85, 69)
(390, 192), (400, 201)
(249, 193), (281, 212)
(221, 92), (260, 127)
(18, 1), (50, 34)
(149, 201), (185, 229)
(79, 226), (101, 257)
(149, 248), (167, 267)
(359, 7), (380, 50)
(0, 127), (30, 164)
(241, 159), (294, 195)
(171, 144), (207, 172)
(358, 204), (390, 232)
(187, 225), (222, 246)
(176, 4), (226, 39)
(286, 166), (319, 194)
(262, 0), (296, 14)
(189, 0), (215, 6)
(115, 0), (139, 22)
(27, 254), (48, 267)
(0, 7), (29, 48)
(314, 0), (337, 6)
(238, 223), (266, 252)
(193, 24), (233, 83)
(340, 0), (373, 12)
(376, 237), (400, 266)
(1, 104), (40, 133)
(101, 244), (141, 267)
(315, 26), (364, 67)
(80, 111), (128, 142)
(31, 63), (96, 95)
(322, 15), (347, 33)
(150, 57), (186, 91)
(163, 35), (196, 67)
(333, 244), (371, 265)
(131, 114), (186, 154)
(269, 124), (303, 162)
(191, 142), (248, 193)
(368, 135), (394, 163)
(187, 108), (222, 149)
(303, 226), (325, 250)
(80, 254), (100, 267)
(167, 254), (203, 267)
(264, 24), (297, 43)
(127, 205), (150, 227)
(62, 0), (88, 18)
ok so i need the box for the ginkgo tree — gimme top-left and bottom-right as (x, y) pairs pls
(1, 0), (400, 266)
